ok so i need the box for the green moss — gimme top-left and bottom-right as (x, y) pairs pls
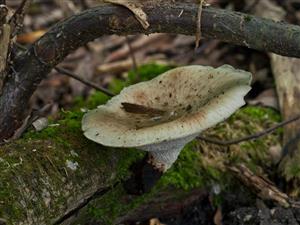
(127, 63), (174, 83)
(244, 15), (253, 22)
(1, 108), (145, 224)
(109, 63), (174, 94)
(159, 141), (205, 190)
(88, 185), (153, 224)
(238, 106), (281, 122)
(157, 106), (281, 192)
(280, 140), (300, 182)
(74, 92), (111, 110)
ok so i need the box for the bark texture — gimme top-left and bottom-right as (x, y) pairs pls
(2, 2), (300, 140)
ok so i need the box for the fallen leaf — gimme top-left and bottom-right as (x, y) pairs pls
(149, 218), (166, 225)
(248, 89), (279, 110)
(213, 206), (223, 225)
(105, 0), (149, 29)
(121, 102), (165, 115)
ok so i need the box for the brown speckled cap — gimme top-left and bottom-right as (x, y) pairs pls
(82, 65), (252, 171)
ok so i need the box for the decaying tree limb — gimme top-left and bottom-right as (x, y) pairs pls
(2, 2), (300, 141)
(228, 164), (300, 208)
(252, 0), (300, 186)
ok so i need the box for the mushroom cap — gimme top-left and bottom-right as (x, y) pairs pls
(82, 65), (252, 148)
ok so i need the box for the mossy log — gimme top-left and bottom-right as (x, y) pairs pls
(0, 106), (282, 224)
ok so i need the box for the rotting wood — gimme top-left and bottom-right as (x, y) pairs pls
(228, 164), (299, 208)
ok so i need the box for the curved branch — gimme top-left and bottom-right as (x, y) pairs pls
(1, 2), (300, 140)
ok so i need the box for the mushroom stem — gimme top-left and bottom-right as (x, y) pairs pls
(148, 148), (182, 173)
(140, 135), (197, 172)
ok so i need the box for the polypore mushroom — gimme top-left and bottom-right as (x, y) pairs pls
(82, 65), (252, 192)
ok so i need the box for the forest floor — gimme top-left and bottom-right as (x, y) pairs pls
(5, 0), (300, 224)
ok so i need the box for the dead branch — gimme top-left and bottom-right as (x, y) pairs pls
(228, 164), (300, 208)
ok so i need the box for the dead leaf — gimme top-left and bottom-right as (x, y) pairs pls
(149, 218), (166, 225)
(248, 89), (279, 110)
(105, 0), (149, 29)
(121, 102), (165, 115)
(17, 30), (46, 44)
(213, 206), (223, 225)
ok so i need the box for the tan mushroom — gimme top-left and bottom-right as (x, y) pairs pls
(82, 65), (252, 175)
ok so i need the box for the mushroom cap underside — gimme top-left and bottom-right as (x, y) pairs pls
(82, 65), (252, 148)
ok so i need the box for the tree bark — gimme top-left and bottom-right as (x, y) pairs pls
(2, 2), (300, 140)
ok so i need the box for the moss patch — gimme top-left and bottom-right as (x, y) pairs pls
(0, 108), (145, 224)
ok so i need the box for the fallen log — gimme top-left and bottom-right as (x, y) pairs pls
(0, 106), (283, 224)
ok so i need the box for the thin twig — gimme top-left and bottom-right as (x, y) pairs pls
(125, 36), (140, 80)
(8, 0), (32, 37)
(14, 43), (115, 97)
(54, 67), (115, 97)
(197, 114), (300, 146)
(195, 0), (205, 49)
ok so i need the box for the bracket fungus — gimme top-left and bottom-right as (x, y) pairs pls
(82, 65), (252, 192)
